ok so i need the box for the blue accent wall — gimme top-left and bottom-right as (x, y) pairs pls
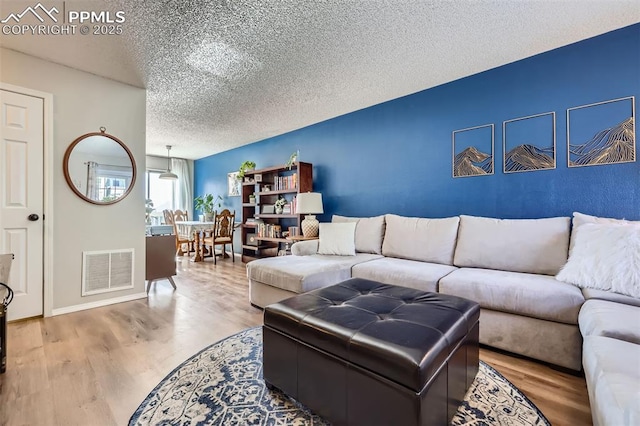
(195, 24), (640, 222)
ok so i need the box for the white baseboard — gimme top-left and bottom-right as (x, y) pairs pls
(51, 292), (147, 316)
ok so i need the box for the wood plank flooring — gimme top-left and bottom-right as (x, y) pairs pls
(0, 257), (591, 425)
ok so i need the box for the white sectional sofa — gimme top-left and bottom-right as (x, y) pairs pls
(246, 212), (640, 424)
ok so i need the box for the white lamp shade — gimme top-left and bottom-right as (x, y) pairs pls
(297, 192), (323, 214)
(159, 171), (178, 180)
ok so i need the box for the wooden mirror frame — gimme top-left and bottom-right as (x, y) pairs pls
(63, 128), (137, 205)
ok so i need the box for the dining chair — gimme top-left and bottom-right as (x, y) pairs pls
(203, 209), (235, 264)
(164, 209), (195, 256)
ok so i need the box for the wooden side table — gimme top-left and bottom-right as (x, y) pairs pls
(287, 235), (319, 242)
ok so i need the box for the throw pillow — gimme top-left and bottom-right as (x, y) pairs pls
(556, 223), (640, 298)
(332, 215), (386, 254)
(570, 212), (637, 252)
(317, 222), (356, 256)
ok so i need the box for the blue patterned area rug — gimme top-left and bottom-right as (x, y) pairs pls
(130, 327), (550, 426)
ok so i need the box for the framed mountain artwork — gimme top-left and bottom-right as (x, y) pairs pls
(567, 96), (635, 167)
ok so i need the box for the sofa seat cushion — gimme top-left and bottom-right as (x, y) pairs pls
(582, 288), (640, 308)
(453, 215), (570, 275)
(352, 257), (457, 293)
(246, 253), (382, 294)
(582, 336), (640, 426)
(579, 299), (640, 345)
(439, 268), (584, 325)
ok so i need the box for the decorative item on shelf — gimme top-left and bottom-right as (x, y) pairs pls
(159, 145), (179, 180)
(194, 193), (222, 221)
(274, 196), (287, 215)
(248, 193), (256, 204)
(246, 233), (258, 246)
(262, 184), (271, 192)
(285, 150), (299, 170)
(237, 160), (256, 180)
(262, 205), (275, 214)
(255, 174), (263, 182)
(297, 192), (323, 237)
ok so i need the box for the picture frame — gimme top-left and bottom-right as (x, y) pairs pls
(566, 96), (635, 167)
(262, 204), (275, 214)
(503, 111), (556, 173)
(227, 172), (241, 196)
(452, 124), (494, 178)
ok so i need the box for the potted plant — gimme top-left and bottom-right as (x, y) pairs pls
(145, 199), (155, 224)
(237, 160), (256, 180)
(194, 194), (222, 221)
(249, 193), (256, 204)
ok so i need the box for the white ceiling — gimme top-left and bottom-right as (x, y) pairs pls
(1, 0), (638, 160)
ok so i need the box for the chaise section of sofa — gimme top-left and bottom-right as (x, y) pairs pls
(438, 215), (584, 370)
(247, 252), (381, 308)
(582, 336), (640, 426)
(247, 215), (387, 308)
(579, 298), (640, 426)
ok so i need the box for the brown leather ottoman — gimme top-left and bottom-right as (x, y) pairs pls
(263, 278), (480, 426)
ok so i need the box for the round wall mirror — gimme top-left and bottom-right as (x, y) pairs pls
(63, 128), (137, 205)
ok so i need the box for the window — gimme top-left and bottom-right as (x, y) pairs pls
(96, 165), (131, 202)
(146, 170), (175, 223)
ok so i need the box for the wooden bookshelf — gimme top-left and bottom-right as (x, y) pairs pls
(241, 162), (313, 262)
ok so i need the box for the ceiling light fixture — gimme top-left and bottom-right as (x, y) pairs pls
(159, 145), (178, 180)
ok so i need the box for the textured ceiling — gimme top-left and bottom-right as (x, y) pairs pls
(1, 0), (639, 160)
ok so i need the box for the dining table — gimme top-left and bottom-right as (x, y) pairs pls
(174, 220), (214, 262)
(174, 220), (242, 262)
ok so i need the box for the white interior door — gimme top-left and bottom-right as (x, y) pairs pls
(0, 89), (44, 320)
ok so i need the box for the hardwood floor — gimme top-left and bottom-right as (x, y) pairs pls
(0, 257), (591, 425)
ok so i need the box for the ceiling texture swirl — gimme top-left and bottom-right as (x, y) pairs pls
(1, 0), (638, 159)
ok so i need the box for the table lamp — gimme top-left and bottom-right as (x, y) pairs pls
(296, 192), (323, 237)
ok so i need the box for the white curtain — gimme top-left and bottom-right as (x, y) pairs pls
(86, 161), (99, 200)
(172, 158), (193, 217)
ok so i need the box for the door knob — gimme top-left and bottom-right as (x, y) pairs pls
(28, 214), (39, 221)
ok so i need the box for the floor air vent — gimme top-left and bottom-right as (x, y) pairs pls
(82, 249), (134, 296)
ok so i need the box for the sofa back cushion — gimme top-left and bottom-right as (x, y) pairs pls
(453, 215), (570, 275)
(381, 214), (460, 265)
(332, 215), (385, 254)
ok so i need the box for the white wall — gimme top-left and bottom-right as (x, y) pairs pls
(0, 48), (147, 311)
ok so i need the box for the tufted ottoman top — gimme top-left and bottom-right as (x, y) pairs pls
(264, 278), (479, 392)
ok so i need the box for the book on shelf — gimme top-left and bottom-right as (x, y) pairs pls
(257, 223), (282, 238)
(274, 173), (298, 191)
(290, 195), (297, 214)
(282, 204), (292, 214)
